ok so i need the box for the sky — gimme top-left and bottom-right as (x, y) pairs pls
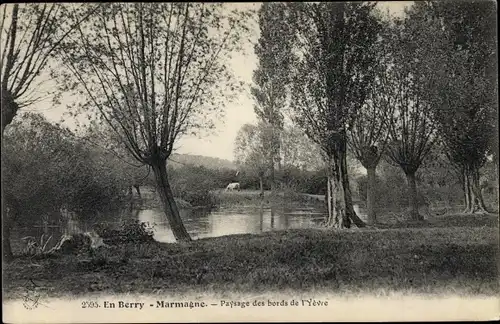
(38, 2), (411, 162)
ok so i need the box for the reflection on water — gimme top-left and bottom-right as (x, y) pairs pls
(137, 206), (326, 243)
(12, 204), (366, 251)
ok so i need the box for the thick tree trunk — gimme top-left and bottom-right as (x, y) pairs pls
(462, 165), (489, 214)
(2, 131), (14, 261)
(324, 155), (338, 228)
(495, 156), (499, 207)
(335, 155), (351, 229)
(259, 175), (264, 199)
(496, 159), (499, 209)
(325, 174), (334, 227)
(470, 167), (489, 213)
(128, 186), (134, 211)
(270, 206), (275, 229)
(463, 168), (472, 213)
(324, 154), (364, 228)
(1, 91), (19, 134)
(151, 161), (191, 242)
(406, 172), (423, 221)
(366, 167), (377, 224)
(2, 205), (13, 262)
(337, 150), (365, 228)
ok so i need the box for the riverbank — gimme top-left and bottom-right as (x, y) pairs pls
(137, 187), (326, 210)
(3, 213), (498, 299)
(213, 189), (325, 209)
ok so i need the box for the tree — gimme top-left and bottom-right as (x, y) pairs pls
(347, 16), (394, 224)
(1, 3), (100, 261)
(57, 3), (251, 241)
(0, 4), (100, 134)
(82, 121), (152, 202)
(280, 124), (323, 172)
(383, 4), (448, 221)
(251, 3), (294, 197)
(286, 3), (381, 228)
(279, 124), (323, 198)
(234, 123), (268, 197)
(424, 0), (497, 214)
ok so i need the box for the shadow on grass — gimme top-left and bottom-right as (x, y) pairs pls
(4, 220), (499, 298)
(375, 213), (498, 230)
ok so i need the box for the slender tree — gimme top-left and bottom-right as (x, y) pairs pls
(286, 2), (381, 228)
(348, 17), (394, 224)
(234, 123), (268, 197)
(57, 3), (251, 241)
(251, 3), (294, 197)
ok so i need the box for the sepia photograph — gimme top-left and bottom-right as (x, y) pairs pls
(1, 1), (498, 322)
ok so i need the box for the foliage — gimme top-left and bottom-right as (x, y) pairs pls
(347, 12), (394, 170)
(280, 125), (323, 172)
(384, 6), (441, 176)
(286, 2), (382, 155)
(20, 234), (54, 256)
(251, 3), (295, 178)
(2, 113), (130, 224)
(234, 123), (269, 182)
(168, 154), (236, 170)
(422, 0), (497, 212)
(373, 158), (464, 211)
(0, 3), (100, 132)
(56, 233), (93, 255)
(167, 164), (234, 207)
(234, 122), (325, 193)
(283, 2), (382, 228)
(94, 220), (155, 245)
(54, 3), (252, 241)
(56, 3), (251, 164)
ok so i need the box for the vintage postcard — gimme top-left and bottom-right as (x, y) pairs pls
(2, 1), (499, 322)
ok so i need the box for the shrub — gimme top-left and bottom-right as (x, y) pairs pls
(95, 220), (155, 245)
(2, 113), (131, 226)
(57, 233), (92, 255)
(182, 189), (217, 207)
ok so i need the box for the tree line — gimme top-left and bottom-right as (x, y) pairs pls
(236, 1), (496, 228)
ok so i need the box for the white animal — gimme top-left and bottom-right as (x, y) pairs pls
(226, 182), (241, 191)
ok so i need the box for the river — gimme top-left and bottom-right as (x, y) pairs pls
(11, 205), (346, 253)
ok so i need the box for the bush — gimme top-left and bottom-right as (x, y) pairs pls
(182, 189), (217, 208)
(57, 233), (93, 255)
(94, 220), (155, 245)
(2, 113), (131, 225)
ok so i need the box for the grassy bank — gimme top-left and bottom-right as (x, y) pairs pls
(3, 213), (498, 299)
(136, 187), (325, 209)
(212, 189), (325, 209)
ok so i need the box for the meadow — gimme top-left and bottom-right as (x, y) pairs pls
(3, 212), (498, 300)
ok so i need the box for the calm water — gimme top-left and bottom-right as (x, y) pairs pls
(11, 206), (339, 252)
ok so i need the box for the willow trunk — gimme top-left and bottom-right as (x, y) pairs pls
(470, 167), (488, 213)
(366, 167), (377, 224)
(151, 161), (191, 241)
(337, 150), (365, 228)
(406, 172), (423, 221)
(463, 168), (472, 213)
(1, 125), (14, 261)
(259, 175), (264, 199)
(2, 204), (13, 262)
